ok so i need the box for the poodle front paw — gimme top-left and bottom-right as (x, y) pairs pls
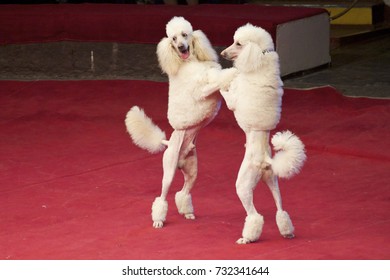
(201, 83), (219, 97)
(220, 68), (238, 90)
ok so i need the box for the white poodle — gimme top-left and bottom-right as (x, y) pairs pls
(207, 23), (307, 244)
(125, 17), (233, 228)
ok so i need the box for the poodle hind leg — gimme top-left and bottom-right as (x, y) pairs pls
(235, 133), (265, 244)
(175, 129), (199, 220)
(152, 130), (185, 228)
(236, 168), (264, 244)
(263, 170), (295, 238)
(175, 151), (197, 220)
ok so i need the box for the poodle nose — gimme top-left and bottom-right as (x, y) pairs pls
(178, 44), (187, 53)
(221, 50), (227, 58)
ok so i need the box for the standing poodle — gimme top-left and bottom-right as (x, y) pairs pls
(125, 17), (233, 228)
(208, 23), (306, 244)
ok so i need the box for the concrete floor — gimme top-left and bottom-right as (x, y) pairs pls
(0, 34), (389, 98)
(285, 34), (390, 98)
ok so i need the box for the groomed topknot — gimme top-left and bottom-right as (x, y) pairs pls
(166, 16), (193, 38)
(234, 23), (274, 51)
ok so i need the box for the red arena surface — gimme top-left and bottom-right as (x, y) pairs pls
(1, 80), (389, 259)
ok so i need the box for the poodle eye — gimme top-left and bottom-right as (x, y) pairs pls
(173, 36), (177, 42)
(182, 33), (187, 38)
(236, 42), (242, 47)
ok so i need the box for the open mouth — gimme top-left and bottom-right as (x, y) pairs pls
(179, 47), (190, 60)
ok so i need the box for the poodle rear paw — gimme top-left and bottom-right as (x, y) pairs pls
(184, 213), (195, 220)
(153, 221), (164, 228)
(152, 197), (168, 227)
(282, 233), (295, 239)
(175, 191), (194, 219)
(240, 213), (264, 243)
(276, 210), (295, 237)
(236, 237), (251, 244)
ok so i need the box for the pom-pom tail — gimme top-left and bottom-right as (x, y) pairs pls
(125, 106), (167, 154)
(270, 130), (306, 178)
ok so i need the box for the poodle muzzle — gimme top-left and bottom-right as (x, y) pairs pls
(178, 44), (190, 60)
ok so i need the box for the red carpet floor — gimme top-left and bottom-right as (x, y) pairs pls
(0, 80), (389, 260)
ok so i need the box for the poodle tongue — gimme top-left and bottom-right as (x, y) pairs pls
(180, 50), (190, 60)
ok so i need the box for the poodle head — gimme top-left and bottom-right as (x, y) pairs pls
(165, 16), (194, 60)
(157, 17), (218, 76)
(221, 23), (275, 72)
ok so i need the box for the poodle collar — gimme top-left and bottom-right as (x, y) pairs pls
(262, 49), (274, 55)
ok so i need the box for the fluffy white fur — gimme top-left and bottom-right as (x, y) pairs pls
(237, 213), (264, 244)
(125, 106), (166, 153)
(151, 197), (168, 228)
(125, 17), (227, 228)
(271, 130), (306, 178)
(175, 191), (195, 220)
(156, 18), (222, 130)
(276, 210), (295, 238)
(209, 23), (306, 243)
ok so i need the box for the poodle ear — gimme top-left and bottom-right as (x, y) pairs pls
(235, 42), (262, 72)
(156, 37), (182, 76)
(191, 30), (218, 62)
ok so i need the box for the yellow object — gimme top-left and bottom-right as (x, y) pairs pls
(327, 7), (373, 25)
